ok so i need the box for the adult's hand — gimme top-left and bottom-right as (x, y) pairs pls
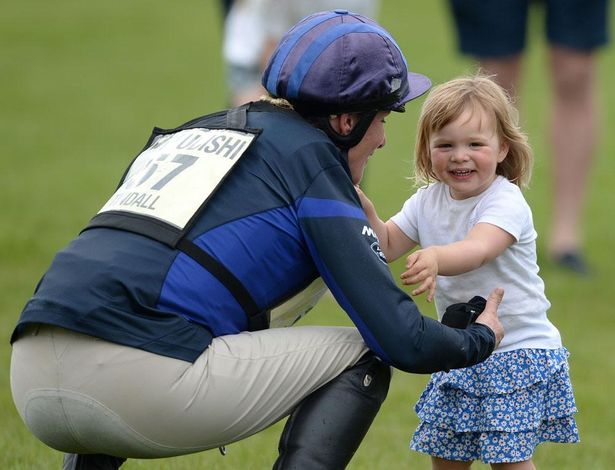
(474, 287), (505, 348)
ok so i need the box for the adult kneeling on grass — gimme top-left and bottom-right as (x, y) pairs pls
(10, 10), (503, 470)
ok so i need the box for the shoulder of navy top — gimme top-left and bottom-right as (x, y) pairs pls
(12, 103), (350, 361)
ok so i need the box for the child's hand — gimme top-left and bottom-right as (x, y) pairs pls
(400, 248), (438, 301)
(354, 185), (372, 211)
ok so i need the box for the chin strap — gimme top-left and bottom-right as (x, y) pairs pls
(313, 111), (378, 150)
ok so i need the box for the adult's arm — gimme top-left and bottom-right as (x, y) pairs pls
(298, 167), (502, 373)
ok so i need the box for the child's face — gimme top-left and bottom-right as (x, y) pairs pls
(429, 106), (508, 200)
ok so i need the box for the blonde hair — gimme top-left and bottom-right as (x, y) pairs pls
(414, 74), (533, 188)
(260, 94), (295, 110)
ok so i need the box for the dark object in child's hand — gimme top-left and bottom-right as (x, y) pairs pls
(441, 296), (487, 329)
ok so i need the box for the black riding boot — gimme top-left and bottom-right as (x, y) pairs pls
(273, 352), (391, 469)
(63, 453), (126, 469)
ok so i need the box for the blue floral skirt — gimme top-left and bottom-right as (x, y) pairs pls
(410, 348), (579, 463)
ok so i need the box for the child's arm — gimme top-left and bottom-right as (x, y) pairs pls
(401, 222), (515, 301)
(355, 185), (417, 262)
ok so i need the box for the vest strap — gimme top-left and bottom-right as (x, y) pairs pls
(226, 103), (248, 128)
(176, 238), (269, 331)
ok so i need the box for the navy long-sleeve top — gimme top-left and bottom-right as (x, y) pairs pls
(12, 101), (495, 373)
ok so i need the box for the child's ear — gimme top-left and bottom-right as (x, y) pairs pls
(497, 140), (509, 162)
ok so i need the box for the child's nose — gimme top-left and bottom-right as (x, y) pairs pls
(451, 147), (469, 162)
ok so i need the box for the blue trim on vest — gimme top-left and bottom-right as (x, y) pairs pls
(159, 206), (317, 336)
(297, 197), (366, 220)
(158, 252), (248, 336)
(265, 12), (339, 93)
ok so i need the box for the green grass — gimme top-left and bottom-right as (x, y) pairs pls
(2, 1), (614, 468)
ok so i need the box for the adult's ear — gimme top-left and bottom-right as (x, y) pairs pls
(320, 111), (376, 150)
(329, 113), (358, 136)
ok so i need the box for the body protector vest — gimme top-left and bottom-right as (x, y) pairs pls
(84, 104), (327, 331)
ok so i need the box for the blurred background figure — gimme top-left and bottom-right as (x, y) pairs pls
(447, 0), (610, 274)
(222, 0), (381, 107)
(218, 0), (234, 20)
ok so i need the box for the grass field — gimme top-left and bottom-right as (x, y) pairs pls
(2, 1), (614, 468)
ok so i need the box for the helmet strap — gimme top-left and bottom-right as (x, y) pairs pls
(313, 111), (378, 150)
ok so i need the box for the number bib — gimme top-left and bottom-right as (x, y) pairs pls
(83, 107), (276, 332)
(99, 128), (256, 230)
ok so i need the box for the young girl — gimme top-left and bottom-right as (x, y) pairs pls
(357, 75), (579, 468)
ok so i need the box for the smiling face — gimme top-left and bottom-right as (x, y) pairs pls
(429, 105), (509, 200)
(347, 111), (389, 184)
